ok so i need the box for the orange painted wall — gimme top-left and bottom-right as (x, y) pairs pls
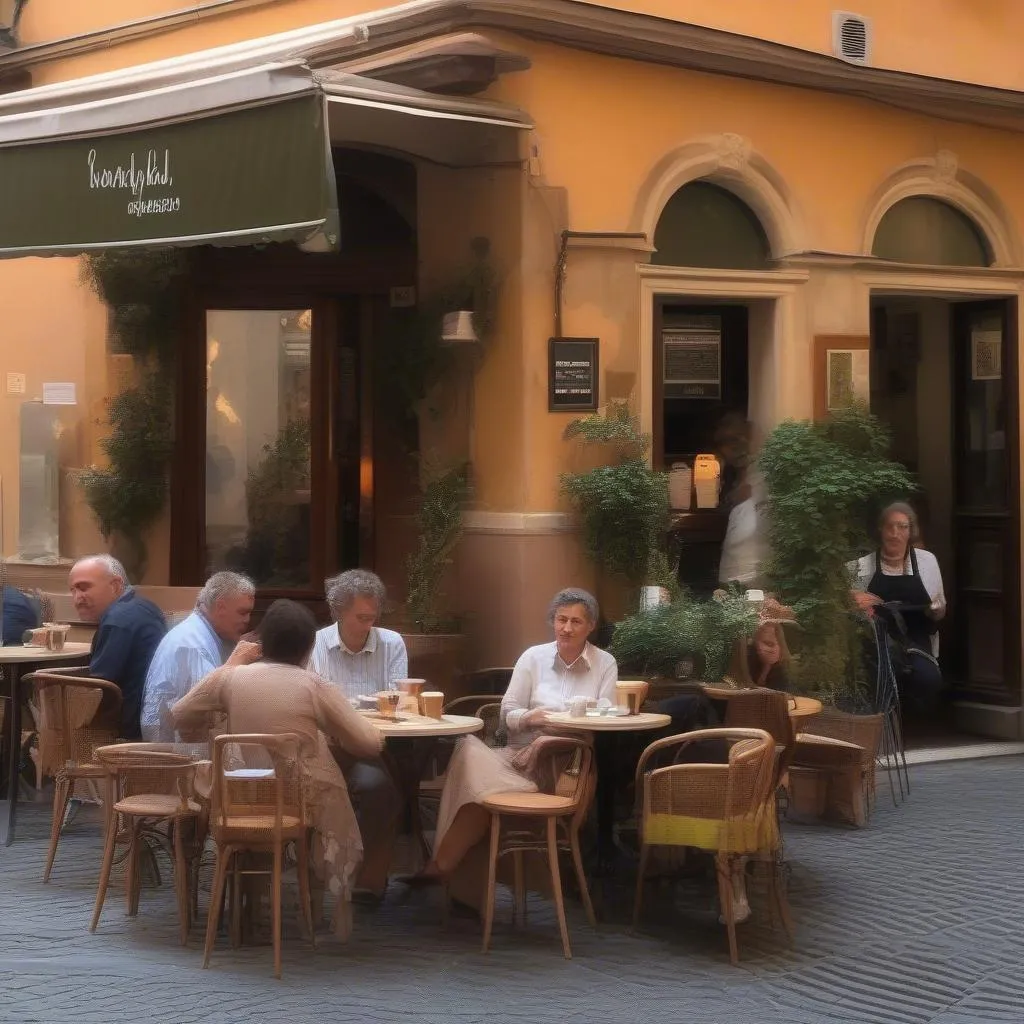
(16, 0), (1024, 91)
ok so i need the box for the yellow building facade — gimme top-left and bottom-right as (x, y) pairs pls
(2, 1), (1023, 736)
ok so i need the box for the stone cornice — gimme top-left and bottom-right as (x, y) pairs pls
(5, 0), (1024, 133)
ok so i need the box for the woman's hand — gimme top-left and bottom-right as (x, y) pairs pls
(226, 639), (262, 667)
(852, 590), (881, 614)
(523, 707), (553, 730)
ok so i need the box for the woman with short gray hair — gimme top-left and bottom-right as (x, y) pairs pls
(409, 586), (616, 898)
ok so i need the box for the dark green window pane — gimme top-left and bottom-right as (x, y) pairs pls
(873, 197), (990, 267)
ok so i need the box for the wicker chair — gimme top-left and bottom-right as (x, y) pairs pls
(479, 736), (596, 959)
(631, 728), (787, 965)
(789, 709), (884, 827)
(91, 744), (204, 944)
(203, 734), (314, 979)
(26, 669), (122, 881)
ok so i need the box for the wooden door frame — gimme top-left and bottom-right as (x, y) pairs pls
(950, 297), (1021, 704)
(169, 245), (414, 593)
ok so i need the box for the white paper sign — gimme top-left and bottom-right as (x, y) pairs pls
(42, 382), (77, 405)
(6, 372), (25, 394)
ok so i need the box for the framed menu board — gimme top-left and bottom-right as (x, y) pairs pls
(662, 315), (722, 399)
(549, 337), (599, 411)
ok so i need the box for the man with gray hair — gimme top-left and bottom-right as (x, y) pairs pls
(68, 555), (167, 740)
(310, 568), (406, 901)
(140, 571), (258, 741)
(310, 568), (408, 697)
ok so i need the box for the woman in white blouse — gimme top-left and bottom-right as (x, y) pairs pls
(850, 502), (946, 708)
(412, 588), (616, 888)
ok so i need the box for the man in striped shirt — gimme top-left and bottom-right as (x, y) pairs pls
(310, 569), (405, 900)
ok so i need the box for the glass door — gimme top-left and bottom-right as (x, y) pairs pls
(203, 307), (324, 592)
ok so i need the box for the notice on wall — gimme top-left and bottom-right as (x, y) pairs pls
(662, 316), (721, 399)
(6, 372), (26, 395)
(826, 349), (870, 411)
(42, 382), (77, 406)
(971, 328), (1002, 381)
(549, 337), (599, 411)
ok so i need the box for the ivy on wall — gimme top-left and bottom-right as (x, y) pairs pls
(78, 250), (187, 580)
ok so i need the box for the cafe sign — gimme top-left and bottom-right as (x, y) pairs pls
(549, 337), (599, 412)
(0, 93), (337, 255)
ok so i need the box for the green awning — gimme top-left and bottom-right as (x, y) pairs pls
(0, 50), (530, 258)
(0, 92), (337, 256)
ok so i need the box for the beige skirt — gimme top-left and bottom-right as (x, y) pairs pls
(433, 735), (537, 850)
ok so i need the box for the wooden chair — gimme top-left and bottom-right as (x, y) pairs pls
(789, 709), (884, 827)
(202, 734), (315, 979)
(26, 669), (122, 881)
(722, 687), (797, 815)
(632, 728), (787, 965)
(90, 744), (204, 944)
(479, 736), (596, 959)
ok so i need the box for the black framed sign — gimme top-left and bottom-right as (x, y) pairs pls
(549, 337), (599, 411)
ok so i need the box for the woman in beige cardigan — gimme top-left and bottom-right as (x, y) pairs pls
(173, 599), (382, 938)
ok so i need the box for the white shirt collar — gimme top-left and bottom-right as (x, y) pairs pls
(328, 624), (378, 656)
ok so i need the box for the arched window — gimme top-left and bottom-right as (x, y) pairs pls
(872, 196), (991, 267)
(652, 180), (771, 269)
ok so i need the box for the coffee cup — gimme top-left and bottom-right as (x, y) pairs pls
(421, 691), (444, 720)
(615, 680), (649, 716)
(46, 625), (70, 652)
(23, 627), (48, 647)
(398, 678), (427, 713)
(376, 690), (401, 720)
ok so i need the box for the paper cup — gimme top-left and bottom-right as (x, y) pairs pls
(615, 680), (649, 716)
(397, 678), (427, 713)
(569, 696), (590, 718)
(421, 691), (444, 720)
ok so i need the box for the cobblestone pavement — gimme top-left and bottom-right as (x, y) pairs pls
(1, 757), (1021, 1024)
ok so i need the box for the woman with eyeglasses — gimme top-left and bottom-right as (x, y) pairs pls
(850, 502), (946, 712)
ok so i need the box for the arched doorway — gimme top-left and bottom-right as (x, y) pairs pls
(650, 179), (776, 594)
(868, 195), (1019, 715)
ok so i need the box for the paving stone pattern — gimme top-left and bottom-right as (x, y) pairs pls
(1, 757), (1021, 1024)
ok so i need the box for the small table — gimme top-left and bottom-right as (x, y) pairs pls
(546, 711), (671, 872)
(699, 685), (823, 722)
(0, 643), (93, 847)
(360, 711), (483, 864)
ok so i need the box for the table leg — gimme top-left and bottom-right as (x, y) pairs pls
(593, 732), (619, 875)
(382, 737), (440, 867)
(1, 666), (24, 847)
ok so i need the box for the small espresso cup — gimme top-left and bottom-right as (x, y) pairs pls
(421, 691), (444, 720)
(569, 696), (590, 718)
(376, 690), (401, 720)
(615, 680), (649, 716)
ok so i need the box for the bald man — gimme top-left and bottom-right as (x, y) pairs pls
(68, 555), (166, 740)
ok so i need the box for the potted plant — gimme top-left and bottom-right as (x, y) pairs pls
(396, 460), (473, 696)
(560, 403), (676, 622)
(757, 405), (915, 709)
(609, 587), (759, 684)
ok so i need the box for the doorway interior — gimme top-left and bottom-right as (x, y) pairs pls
(870, 293), (1020, 727)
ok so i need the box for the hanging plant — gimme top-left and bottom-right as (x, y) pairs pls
(77, 250), (187, 580)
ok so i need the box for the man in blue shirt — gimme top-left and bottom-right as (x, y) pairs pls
(2, 584), (39, 645)
(68, 555), (166, 740)
(140, 570), (258, 741)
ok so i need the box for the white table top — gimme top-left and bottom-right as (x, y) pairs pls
(546, 711), (671, 732)
(359, 711), (484, 738)
(0, 642), (92, 664)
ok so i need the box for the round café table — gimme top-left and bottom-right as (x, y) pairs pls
(359, 710), (484, 865)
(699, 685), (823, 723)
(0, 642), (93, 846)
(546, 710), (671, 873)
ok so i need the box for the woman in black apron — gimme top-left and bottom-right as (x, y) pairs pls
(853, 503), (945, 714)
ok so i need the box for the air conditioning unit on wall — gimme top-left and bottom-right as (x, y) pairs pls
(832, 11), (872, 66)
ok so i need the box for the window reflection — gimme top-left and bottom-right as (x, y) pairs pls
(205, 310), (312, 587)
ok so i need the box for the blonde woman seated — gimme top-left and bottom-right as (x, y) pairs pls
(171, 599), (383, 939)
(413, 588), (617, 890)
